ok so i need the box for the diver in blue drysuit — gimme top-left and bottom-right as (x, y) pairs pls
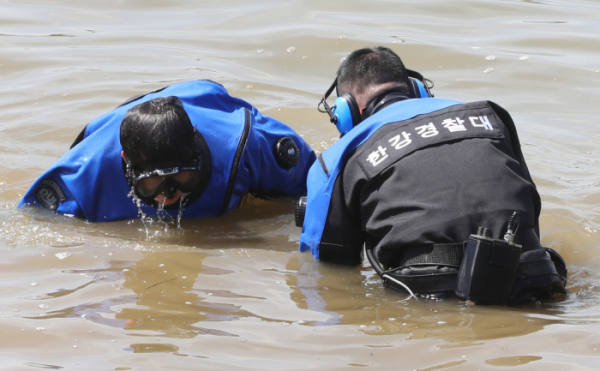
(296, 47), (567, 305)
(19, 80), (316, 222)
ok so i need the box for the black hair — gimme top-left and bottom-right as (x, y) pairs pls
(336, 46), (410, 98)
(120, 96), (197, 172)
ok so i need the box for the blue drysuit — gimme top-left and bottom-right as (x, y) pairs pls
(19, 80), (316, 221)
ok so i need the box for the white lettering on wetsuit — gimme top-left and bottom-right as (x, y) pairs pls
(359, 103), (504, 180)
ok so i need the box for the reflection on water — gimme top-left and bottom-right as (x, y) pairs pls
(2, 235), (600, 368)
(1, 0), (600, 369)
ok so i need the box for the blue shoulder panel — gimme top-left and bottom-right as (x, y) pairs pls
(299, 98), (462, 259)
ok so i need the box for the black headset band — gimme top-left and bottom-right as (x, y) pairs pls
(361, 87), (411, 120)
(317, 78), (339, 125)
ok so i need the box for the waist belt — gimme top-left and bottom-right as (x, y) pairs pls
(369, 229), (544, 295)
(398, 243), (465, 267)
(381, 242), (465, 294)
(366, 243), (466, 294)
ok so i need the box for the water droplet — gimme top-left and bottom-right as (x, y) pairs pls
(246, 85), (253, 90)
(256, 49), (264, 53)
(182, 276), (187, 279)
(483, 67), (495, 74)
(360, 325), (367, 329)
(388, 318), (396, 321)
(485, 55), (496, 60)
(185, 302), (192, 305)
(472, 46), (481, 49)
(281, 322), (290, 326)
(159, 264), (164, 267)
(72, 345), (78, 348)
(240, 338), (247, 342)
(286, 47), (296, 52)
(31, 282), (39, 287)
(519, 56), (529, 61)
(36, 327), (46, 331)
(437, 321), (446, 324)
(38, 304), (49, 309)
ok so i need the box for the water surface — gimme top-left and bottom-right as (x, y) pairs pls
(1, 0), (599, 369)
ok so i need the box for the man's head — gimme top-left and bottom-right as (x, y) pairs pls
(336, 46), (410, 113)
(120, 96), (209, 208)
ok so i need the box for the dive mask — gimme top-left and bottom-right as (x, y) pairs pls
(125, 156), (205, 208)
(132, 165), (202, 200)
(123, 128), (212, 209)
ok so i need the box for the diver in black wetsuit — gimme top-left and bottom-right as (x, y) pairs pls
(297, 46), (566, 304)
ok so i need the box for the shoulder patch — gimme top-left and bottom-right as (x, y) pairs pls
(41, 179), (67, 201)
(35, 187), (59, 210)
(35, 180), (67, 210)
(357, 102), (504, 180)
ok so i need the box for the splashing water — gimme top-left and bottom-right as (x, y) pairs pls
(155, 200), (174, 235)
(127, 187), (153, 241)
(126, 187), (187, 241)
(176, 193), (188, 233)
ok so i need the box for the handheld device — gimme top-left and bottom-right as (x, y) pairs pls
(455, 213), (523, 305)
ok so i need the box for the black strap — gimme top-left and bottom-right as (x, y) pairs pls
(385, 271), (458, 294)
(365, 243), (464, 294)
(399, 243), (465, 267)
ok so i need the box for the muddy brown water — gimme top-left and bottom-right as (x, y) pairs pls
(1, 0), (599, 370)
